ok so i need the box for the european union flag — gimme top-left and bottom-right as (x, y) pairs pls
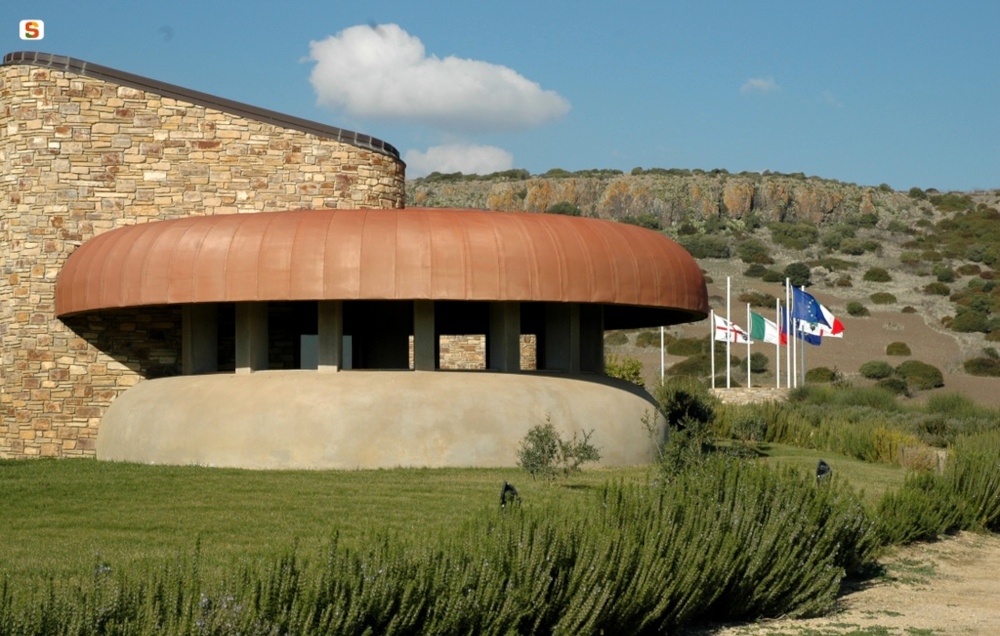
(791, 287), (830, 327)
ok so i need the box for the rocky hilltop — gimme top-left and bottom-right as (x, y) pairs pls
(406, 169), (911, 226)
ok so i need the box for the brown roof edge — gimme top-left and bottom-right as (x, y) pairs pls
(3, 50), (401, 161)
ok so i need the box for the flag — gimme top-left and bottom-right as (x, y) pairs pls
(780, 306), (821, 346)
(750, 311), (781, 345)
(798, 303), (844, 338)
(714, 314), (752, 344)
(791, 287), (830, 327)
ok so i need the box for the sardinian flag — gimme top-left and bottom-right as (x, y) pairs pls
(714, 314), (753, 344)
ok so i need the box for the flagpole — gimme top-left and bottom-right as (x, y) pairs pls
(710, 309), (716, 389)
(726, 277), (731, 389)
(789, 279), (797, 388)
(800, 286), (807, 386)
(775, 297), (780, 389)
(746, 303), (751, 388)
(660, 325), (664, 386)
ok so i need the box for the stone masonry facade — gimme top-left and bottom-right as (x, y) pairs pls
(0, 57), (405, 458)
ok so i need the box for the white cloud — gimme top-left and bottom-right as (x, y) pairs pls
(740, 77), (780, 95)
(307, 24), (571, 132)
(404, 144), (514, 177)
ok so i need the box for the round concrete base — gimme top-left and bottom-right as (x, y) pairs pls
(97, 371), (665, 469)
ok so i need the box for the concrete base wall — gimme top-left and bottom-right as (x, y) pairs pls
(98, 371), (664, 469)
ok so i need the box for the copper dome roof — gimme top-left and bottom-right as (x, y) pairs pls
(55, 208), (708, 326)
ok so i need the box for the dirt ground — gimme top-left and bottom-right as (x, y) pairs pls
(687, 531), (1000, 635)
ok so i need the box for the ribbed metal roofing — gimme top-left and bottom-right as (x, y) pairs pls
(55, 208), (708, 325)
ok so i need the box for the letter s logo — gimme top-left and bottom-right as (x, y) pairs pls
(20, 20), (44, 40)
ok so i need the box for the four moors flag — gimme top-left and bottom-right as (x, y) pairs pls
(713, 313), (752, 344)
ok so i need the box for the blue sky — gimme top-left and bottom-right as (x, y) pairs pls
(5, 1), (998, 190)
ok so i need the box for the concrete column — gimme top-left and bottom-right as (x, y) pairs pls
(182, 304), (218, 375)
(543, 302), (581, 373)
(579, 304), (604, 374)
(488, 301), (521, 372)
(317, 300), (343, 372)
(235, 302), (268, 373)
(413, 300), (436, 371)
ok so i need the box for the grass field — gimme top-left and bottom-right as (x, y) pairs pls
(1, 445), (896, 584)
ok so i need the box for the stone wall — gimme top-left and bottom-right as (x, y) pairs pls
(0, 60), (405, 458)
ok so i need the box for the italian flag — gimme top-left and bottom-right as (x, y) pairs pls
(750, 311), (784, 345)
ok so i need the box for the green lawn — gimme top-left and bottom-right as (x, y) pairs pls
(0, 448), (900, 582)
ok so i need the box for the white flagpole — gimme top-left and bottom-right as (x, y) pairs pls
(775, 297), (781, 389)
(801, 286), (807, 385)
(726, 277), (731, 389)
(789, 278), (797, 388)
(710, 309), (716, 389)
(660, 325), (664, 385)
(746, 303), (751, 388)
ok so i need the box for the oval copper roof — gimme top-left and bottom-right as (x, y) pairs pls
(56, 208), (708, 326)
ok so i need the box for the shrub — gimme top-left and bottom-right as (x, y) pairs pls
(839, 237), (868, 255)
(667, 337), (707, 357)
(604, 331), (628, 346)
(743, 263), (769, 278)
(950, 310), (989, 333)
(863, 267), (892, 282)
(923, 281), (950, 295)
(761, 269), (785, 283)
(605, 354), (645, 386)
(635, 330), (660, 348)
(835, 275), (853, 287)
(667, 354), (712, 377)
(928, 193), (975, 212)
(768, 222), (819, 250)
(876, 377), (910, 396)
(886, 341), (911, 356)
(957, 263), (982, 276)
(820, 226), (855, 250)
(516, 418), (600, 480)
(783, 262), (811, 288)
(908, 186), (927, 200)
(749, 351), (769, 374)
(896, 360), (944, 390)
(859, 360), (894, 379)
(805, 366), (839, 383)
(736, 238), (771, 264)
(899, 251), (922, 265)
(622, 213), (664, 231)
(869, 292), (896, 305)
(963, 357), (1000, 377)
(655, 376), (717, 429)
(934, 265), (956, 283)
(546, 201), (581, 216)
(877, 472), (972, 544)
(901, 306), (917, 314)
(738, 291), (776, 308)
(680, 235), (730, 259)
(846, 301), (869, 317)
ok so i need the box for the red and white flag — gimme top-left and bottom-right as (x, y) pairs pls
(714, 314), (753, 344)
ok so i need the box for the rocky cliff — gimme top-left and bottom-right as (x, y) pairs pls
(406, 170), (911, 226)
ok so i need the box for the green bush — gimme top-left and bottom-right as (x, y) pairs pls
(896, 360), (944, 390)
(783, 262), (811, 288)
(634, 330), (660, 348)
(605, 354), (645, 386)
(769, 222), (819, 250)
(885, 341), (911, 356)
(859, 360), (894, 379)
(680, 235), (730, 259)
(950, 310), (989, 333)
(876, 377), (910, 396)
(667, 354), (713, 378)
(604, 331), (628, 346)
(738, 291), (776, 308)
(863, 267), (892, 282)
(516, 418), (601, 480)
(846, 301), (869, 317)
(923, 281), (950, 295)
(877, 472), (972, 544)
(963, 356), (1000, 377)
(820, 226), (855, 251)
(869, 292), (896, 305)
(908, 186), (927, 200)
(805, 366), (839, 383)
(929, 193), (975, 212)
(622, 213), (664, 231)
(743, 263), (769, 278)
(667, 337), (707, 357)
(934, 265), (956, 283)
(956, 263), (982, 276)
(736, 238), (772, 264)
(839, 237), (868, 255)
(749, 351), (769, 374)
(761, 269), (785, 283)
(655, 376), (718, 430)
(901, 306), (917, 314)
(546, 200), (581, 216)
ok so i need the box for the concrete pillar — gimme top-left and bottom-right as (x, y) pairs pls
(182, 304), (218, 375)
(317, 300), (343, 372)
(235, 302), (268, 373)
(579, 304), (605, 374)
(543, 302), (581, 373)
(488, 301), (521, 372)
(413, 300), (436, 371)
